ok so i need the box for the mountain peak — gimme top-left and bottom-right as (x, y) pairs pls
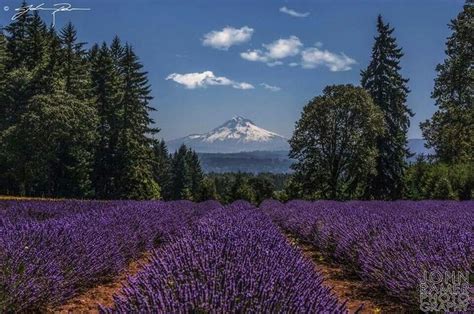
(167, 116), (290, 153)
(231, 115), (253, 123)
(216, 116), (255, 130)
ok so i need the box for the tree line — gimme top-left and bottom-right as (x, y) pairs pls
(0, 5), (164, 199)
(288, 4), (472, 200)
(153, 140), (285, 204)
(0, 3), (471, 201)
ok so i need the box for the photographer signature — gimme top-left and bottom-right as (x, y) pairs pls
(11, 3), (91, 27)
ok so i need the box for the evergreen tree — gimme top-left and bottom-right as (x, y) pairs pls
(170, 145), (192, 200)
(114, 44), (160, 199)
(12, 91), (97, 197)
(152, 139), (173, 200)
(361, 15), (412, 200)
(0, 28), (9, 130)
(420, 3), (473, 163)
(24, 12), (48, 71)
(59, 22), (89, 98)
(91, 43), (122, 198)
(110, 36), (125, 68)
(4, 1), (31, 69)
(230, 172), (255, 202)
(249, 176), (275, 204)
(0, 29), (13, 193)
(200, 177), (218, 201)
(187, 150), (204, 201)
(0, 13), (163, 199)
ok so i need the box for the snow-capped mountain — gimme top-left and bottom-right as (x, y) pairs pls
(167, 116), (290, 153)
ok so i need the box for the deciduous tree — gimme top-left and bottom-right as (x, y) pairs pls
(289, 85), (384, 200)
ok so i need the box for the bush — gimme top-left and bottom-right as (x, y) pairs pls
(405, 160), (473, 200)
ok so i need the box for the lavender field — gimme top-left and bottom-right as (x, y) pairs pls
(1, 199), (472, 312)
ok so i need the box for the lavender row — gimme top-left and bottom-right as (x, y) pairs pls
(0, 200), (112, 226)
(101, 201), (347, 313)
(261, 200), (474, 307)
(0, 200), (221, 312)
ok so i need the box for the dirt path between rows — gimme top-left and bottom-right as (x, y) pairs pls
(50, 235), (407, 314)
(285, 234), (408, 314)
(49, 253), (152, 314)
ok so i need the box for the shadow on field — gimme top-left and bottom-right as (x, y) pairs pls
(285, 233), (412, 314)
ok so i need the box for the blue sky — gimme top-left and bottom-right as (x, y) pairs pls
(0, 0), (465, 140)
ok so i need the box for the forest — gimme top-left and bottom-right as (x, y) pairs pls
(0, 3), (472, 202)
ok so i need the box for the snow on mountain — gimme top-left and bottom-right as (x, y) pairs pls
(167, 116), (290, 153)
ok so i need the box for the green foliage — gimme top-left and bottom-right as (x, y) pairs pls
(420, 3), (473, 163)
(114, 44), (160, 200)
(289, 84), (384, 200)
(169, 145), (192, 200)
(163, 145), (204, 201)
(231, 172), (255, 203)
(248, 176), (275, 205)
(152, 140), (173, 199)
(361, 15), (412, 200)
(200, 177), (218, 201)
(187, 151), (204, 201)
(0, 13), (161, 200)
(203, 172), (289, 204)
(405, 160), (473, 200)
(4, 2), (32, 69)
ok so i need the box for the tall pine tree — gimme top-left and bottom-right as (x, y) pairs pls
(361, 15), (412, 200)
(170, 145), (192, 200)
(4, 1), (31, 69)
(187, 150), (203, 201)
(59, 22), (90, 98)
(152, 139), (173, 200)
(0, 28), (9, 130)
(420, 2), (473, 163)
(90, 43), (123, 198)
(114, 44), (160, 199)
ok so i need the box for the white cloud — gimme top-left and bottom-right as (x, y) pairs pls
(240, 36), (302, 66)
(260, 83), (281, 92)
(240, 49), (269, 62)
(279, 6), (310, 18)
(264, 36), (302, 59)
(267, 61), (284, 67)
(234, 82), (255, 90)
(166, 71), (254, 90)
(289, 62), (299, 67)
(202, 26), (254, 50)
(301, 47), (357, 71)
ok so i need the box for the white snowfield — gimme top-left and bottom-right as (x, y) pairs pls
(167, 116), (290, 153)
(200, 116), (283, 143)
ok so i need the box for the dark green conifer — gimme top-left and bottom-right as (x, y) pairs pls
(421, 3), (473, 163)
(361, 15), (412, 199)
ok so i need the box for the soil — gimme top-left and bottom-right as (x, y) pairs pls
(50, 234), (409, 314)
(285, 234), (410, 314)
(49, 253), (152, 314)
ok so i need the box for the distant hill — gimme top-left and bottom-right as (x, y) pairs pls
(167, 116), (290, 153)
(196, 139), (432, 173)
(198, 151), (293, 174)
(407, 138), (434, 161)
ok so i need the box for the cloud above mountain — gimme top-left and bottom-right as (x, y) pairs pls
(166, 71), (254, 89)
(202, 26), (254, 50)
(279, 6), (310, 18)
